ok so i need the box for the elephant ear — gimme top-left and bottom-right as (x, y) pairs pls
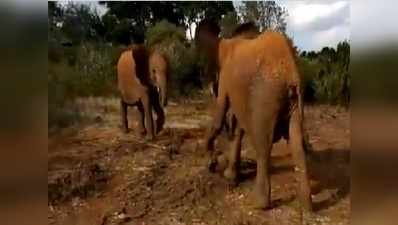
(131, 44), (150, 85)
(231, 22), (259, 39)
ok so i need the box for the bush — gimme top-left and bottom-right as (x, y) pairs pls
(48, 42), (119, 129)
(312, 64), (350, 105)
(146, 20), (202, 97)
(298, 57), (318, 102)
(146, 20), (186, 47)
(298, 41), (350, 105)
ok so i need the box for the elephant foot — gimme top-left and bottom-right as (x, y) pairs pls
(223, 168), (238, 184)
(252, 191), (271, 210)
(139, 129), (147, 137)
(121, 127), (129, 134)
(208, 158), (218, 173)
(208, 154), (229, 173)
(297, 194), (313, 212)
(144, 134), (155, 141)
(155, 123), (164, 135)
(216, 154), (229, 172)
(224, 169), (239, 189)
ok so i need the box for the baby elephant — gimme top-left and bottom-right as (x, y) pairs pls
(117, 44), (169, 140)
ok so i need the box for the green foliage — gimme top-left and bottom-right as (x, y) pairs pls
(219, 11), (239, 38)
(299, 41), (350, 105)
(50, 43), (118, 97)
(146, 20), (201, 97)
(60, 2), (105, 44)
(100, 1), (234, 44)
(237, 1), (287, 33)
(146, 20), (186, 47)
(298, 58), (318, 102)
(48, 42), (119, 129)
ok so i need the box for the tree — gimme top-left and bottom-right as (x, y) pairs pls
(164, 1), (235, 40)
(219, 11), (239, 38)
(100, 1), (187, 44)
(48, 1), (62, 31)
(100, 1), (235, 43)
(237, 1), (287, 33)
(60, 2), (105, 44)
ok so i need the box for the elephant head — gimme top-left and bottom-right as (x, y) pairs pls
(149, 51), (169, 107)
(196, 20), (259, 72)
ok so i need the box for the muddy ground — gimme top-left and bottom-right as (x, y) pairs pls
(48, 96), (350, 225)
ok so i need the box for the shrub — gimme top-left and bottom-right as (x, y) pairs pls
(146, 20), (201, 97)
(298, 57), (318, 102)
(298, 41), (350, 105)
(48, 42), (119, 129)
(146, 20), (186, 47)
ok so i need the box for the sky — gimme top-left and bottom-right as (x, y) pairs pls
(278, 0), (350, 51)
(69, 0), (350, 51)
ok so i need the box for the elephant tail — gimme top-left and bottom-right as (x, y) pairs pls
(288, 82), (304, 120)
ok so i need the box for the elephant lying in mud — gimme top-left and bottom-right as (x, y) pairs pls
(196, 20), (312, 211)
(117, 44), (169, 140)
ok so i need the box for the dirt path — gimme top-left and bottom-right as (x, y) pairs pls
(48, 97), (350, 225)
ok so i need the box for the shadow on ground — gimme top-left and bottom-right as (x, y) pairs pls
(233, 148), (350, 211)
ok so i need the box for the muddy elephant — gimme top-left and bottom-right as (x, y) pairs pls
(196, 20), (312, 210)
(207, 22), (260, 139)
(117, 44), (168, 140)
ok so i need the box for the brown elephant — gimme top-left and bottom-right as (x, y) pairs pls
(207, 22), (260, 139)
(196, 20), (312, 211)
(117, 44), (168, 140)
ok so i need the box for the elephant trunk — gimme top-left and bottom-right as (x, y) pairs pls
(161, 86), (167, 107)
(158, 79), (167, 107)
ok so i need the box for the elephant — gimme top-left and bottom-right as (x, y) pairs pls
(208, 79), (237, 140)
(117, 44), (168, 140)
(207, 22), (260, 139)
(195, 20), (312, 211)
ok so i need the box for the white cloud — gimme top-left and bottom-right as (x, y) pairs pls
(289, 1), (349, 32)
(313, 23), (350, 49)
(352, 0), (398, 49)
(280, 0), (350, 51)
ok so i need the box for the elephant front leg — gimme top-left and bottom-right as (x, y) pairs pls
(223, 128), (244, 185)
(136, 103), (147, 136)
(152, 96), (165, 134)
(227, 113), (237, 140)
(120, 99), (128, 133)
(289, 108), (312, 211)
(141, 94), (155, 140)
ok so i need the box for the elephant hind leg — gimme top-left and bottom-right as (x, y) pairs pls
(249, 114), (276, 209)
(120, 99), (129, 133)
(206, 94), (229, 172)
(249, 79), (284, 209)
(224, 128), (244, 185)
(140, 93), (154, 140)
(289, 107), (312, 211)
